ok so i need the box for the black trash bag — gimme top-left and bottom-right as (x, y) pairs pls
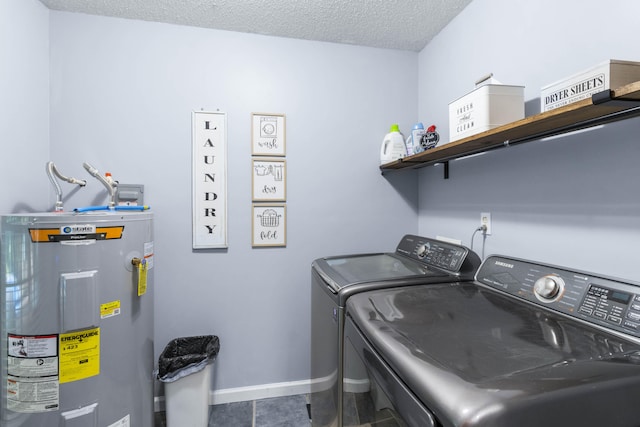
(157, 335), (220, 383)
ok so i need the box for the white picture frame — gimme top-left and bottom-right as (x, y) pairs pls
(252, 204), (286, 247)
(252, 158), (286, 202)
(192, 111), (228, 249)
(251, 113), (286, 156)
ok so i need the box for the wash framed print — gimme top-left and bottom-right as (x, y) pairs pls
(251, 113), (286, 156)
(192, 110), (228, 249)
(252, 204), (286, 247)
(252, 158), (286, 202)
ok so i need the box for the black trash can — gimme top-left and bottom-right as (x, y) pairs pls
(158, 335), (220, 427)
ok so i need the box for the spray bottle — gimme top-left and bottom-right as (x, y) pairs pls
(406, 123), (425, 155)
(380, 124), (406, 165)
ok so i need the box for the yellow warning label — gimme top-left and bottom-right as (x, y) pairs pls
(59, 328), (100, 384)
(137, 261), (148, 297)
(100, 300), (121, 319)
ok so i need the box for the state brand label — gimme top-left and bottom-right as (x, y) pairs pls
(59, 328), (100, 383)
(29, 226), (125, 242)
(61, 224), (96, 234)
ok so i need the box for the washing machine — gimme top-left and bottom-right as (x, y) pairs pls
(344, 255), (640, 426)
(310, 235), (481, 427)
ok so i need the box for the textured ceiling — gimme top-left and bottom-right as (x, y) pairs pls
(38, 0), (472, 51)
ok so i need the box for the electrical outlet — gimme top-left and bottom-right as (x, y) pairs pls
(480, 212), (492, 235)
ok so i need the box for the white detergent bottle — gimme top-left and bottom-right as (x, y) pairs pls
(380, 124), (406, 165)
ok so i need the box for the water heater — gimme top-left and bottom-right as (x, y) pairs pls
(1, 212), (154, 427)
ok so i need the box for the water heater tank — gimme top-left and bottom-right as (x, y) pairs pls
(1, 212), (154, 427)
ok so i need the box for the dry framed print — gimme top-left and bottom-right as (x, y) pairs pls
(252, 158), (286, 201)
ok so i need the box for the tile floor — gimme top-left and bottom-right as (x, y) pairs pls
(155, 394), (311, 427)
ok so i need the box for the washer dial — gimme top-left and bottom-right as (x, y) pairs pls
(534, 275), (565, 302)
(416, 243), (430, 259)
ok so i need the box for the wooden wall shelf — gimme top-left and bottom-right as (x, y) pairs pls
(380, 81), (640, 173)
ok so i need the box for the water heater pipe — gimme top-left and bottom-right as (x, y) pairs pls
(83, 162), (116, 207)
(46, 161), (87, 212)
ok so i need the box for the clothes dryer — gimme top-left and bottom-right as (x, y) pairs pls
(345, 255), (640, 426)
(310, 235), (480, 427)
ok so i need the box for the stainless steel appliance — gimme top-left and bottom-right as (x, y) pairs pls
(344, 255), (640, 426)
(1, 212), (154, 427)
(310, 235), (481, 427)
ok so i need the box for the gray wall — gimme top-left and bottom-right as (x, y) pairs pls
(9, 0), (638, 406)
(0, 0), (50, 213)
(417, 0), (640, 281)
(46, 11), (419, 399)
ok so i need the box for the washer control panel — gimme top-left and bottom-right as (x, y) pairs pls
(476, 255), (640, 338)
(395, 235), (470, 273)
(580, 285), (640, 331)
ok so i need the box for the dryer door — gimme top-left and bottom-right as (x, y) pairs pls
(343, 315), (437, 427)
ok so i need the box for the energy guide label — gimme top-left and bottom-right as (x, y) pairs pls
(6, 334), (60, 413)
(59, 328), (100, 383)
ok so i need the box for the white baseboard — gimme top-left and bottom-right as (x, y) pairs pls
(155, 379), (312, 412)
(210, 379), (311, 404)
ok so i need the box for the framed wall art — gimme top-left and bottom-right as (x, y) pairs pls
(192, 110), (227, 249)
(252, 204), (286, 247)
(252, 158), (286, 202)
(251, 113), (286, 156)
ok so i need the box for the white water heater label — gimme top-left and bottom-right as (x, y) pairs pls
(108, 414), (131, 427)
(6, 333), (60, 413)
(144, 241), (154, 269)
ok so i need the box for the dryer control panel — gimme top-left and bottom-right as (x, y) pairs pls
(476, 255), (640, 338)
(395, 235), (472, 273)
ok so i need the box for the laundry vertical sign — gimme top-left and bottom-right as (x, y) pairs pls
(192, 111), (228, 248)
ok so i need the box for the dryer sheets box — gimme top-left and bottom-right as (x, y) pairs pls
(541, 59), (640, 112)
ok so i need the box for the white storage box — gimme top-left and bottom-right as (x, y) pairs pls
(449, 77), (524, 142)
(541, 60), (640, 112)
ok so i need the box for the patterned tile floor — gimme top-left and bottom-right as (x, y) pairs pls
(155, 394), (311, 427)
